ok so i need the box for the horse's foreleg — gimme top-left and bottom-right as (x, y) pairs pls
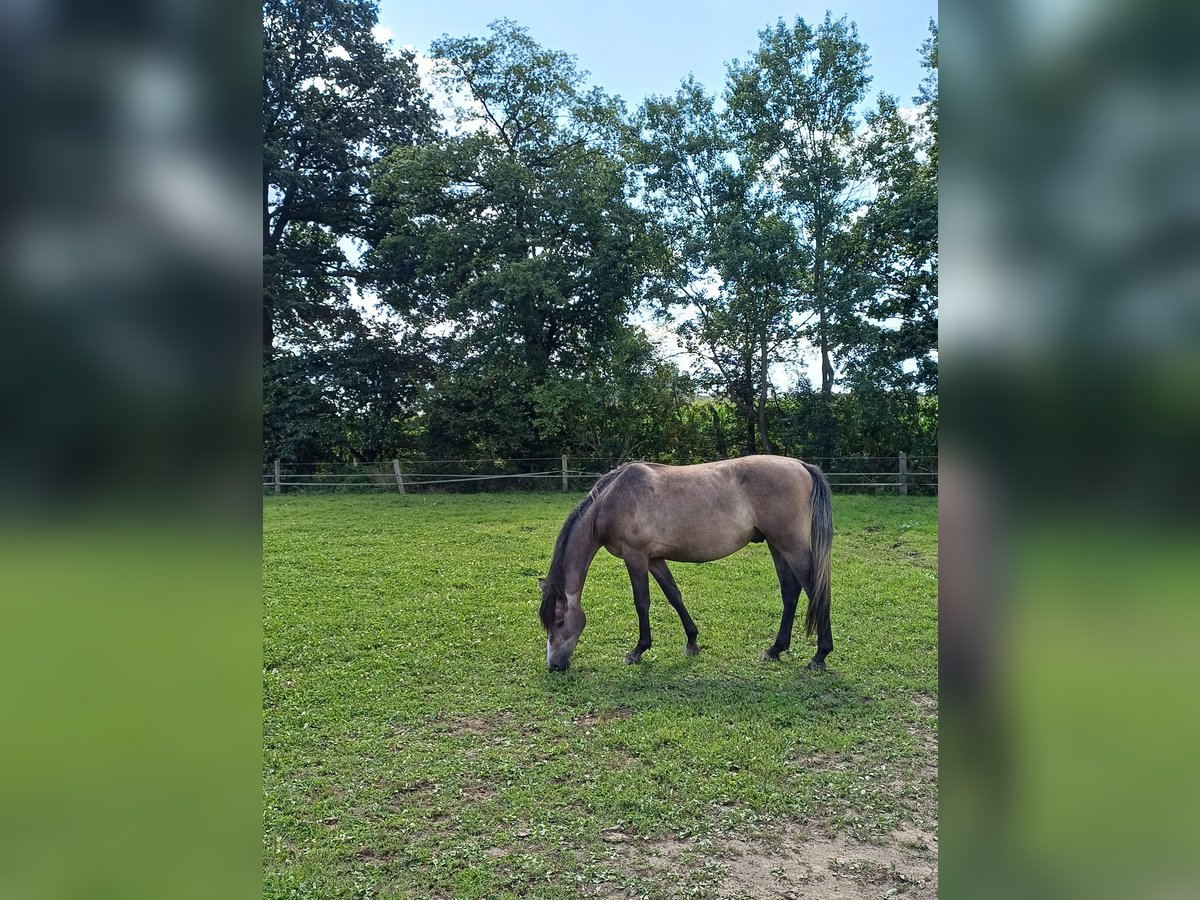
(624, 558), (653, 664)
(649, 559), (699, 656)
(762, 544), (804, 662)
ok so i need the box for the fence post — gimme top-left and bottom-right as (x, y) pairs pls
(562, 453), (569, 491)
(392, 459), (405, 495)
(274, 459), (281, 494)
(898, 452), (908, 496)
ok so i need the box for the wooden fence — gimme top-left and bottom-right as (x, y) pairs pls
(264, 454), (937, 495)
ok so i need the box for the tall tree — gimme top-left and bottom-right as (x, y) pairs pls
(366, 20), (657, 458)
(630, 78), (803, 455)
(263, 0), (433, 355)
(845, 21), (938, 410)
(726, 13), (872, 398)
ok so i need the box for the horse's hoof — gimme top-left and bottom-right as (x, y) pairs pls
(624, 651), (642, 665)
(685, 643), (700, 656)
(760, 649), (781, 662)
(806, 659), (826, 672)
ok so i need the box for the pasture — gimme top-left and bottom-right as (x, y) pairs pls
(263, 492), (938, 899)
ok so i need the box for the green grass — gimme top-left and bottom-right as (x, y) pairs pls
(264, 492), (937, 899)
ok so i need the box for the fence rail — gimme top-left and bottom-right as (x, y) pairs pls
(264, 453), (937, 495)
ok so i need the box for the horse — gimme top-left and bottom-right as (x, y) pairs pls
(538, 455), (833, 672)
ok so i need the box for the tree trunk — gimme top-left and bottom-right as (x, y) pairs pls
(819, 306), (833, 395)
(744, 411), (757, 457)
(814, 224), (833, 395)
(756, 335), (774, 454)
(710, 407), (728, 458)
(740, 359), (756, 455)
(263, 296), (275, 358)
(756, 403), (773, 455)
(815, 391), (834, 463)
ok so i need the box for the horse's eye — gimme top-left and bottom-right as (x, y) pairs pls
(555, 619), (565, 629)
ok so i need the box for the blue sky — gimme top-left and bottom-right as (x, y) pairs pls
(378, 0), (936, 111)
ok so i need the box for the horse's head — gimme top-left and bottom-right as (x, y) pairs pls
(538, 577), (585, 671)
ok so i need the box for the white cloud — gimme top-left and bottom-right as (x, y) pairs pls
(405, 45), (435, 82)
(408, 48), (488, 135)
(326, 45), (350, 61)
(372, 25), (392, 44)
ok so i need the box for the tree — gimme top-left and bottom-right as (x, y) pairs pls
(777, 22), (938, 463)
(263, 0), (433, 355)
(263, 0), (435, 465)
(630, 78), (803, 455)
(827, 22), (936, 468)
(366, 20), (658, 458)
(726, 13), (873, 399)
(852, 22), (938, 396)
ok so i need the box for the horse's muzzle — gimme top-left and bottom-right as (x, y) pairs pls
(547, 662), (568, 672)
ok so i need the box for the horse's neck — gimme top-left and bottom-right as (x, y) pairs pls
(557, 508), (600, 599)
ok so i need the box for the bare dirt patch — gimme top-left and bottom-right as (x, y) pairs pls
(389, 777), (436, 798)
(912, 693), (938, 716)
(433, 709), (516, 735)
(461, 779), (496, 801)
(628, 825), (937, 899)
(785, 749), (865, 772)
(575, 705), (633, 728)
(907, 694), (939, 823)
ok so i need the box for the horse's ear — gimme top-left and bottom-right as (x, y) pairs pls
(537, 577), (548, 590)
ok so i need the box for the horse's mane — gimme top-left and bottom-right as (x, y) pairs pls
(540, 464), (630, 630)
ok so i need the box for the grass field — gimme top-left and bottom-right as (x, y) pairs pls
(263, 492), (938, 899)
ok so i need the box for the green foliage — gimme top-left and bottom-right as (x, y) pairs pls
(263, 0), (433, 352)
(774, 389), (938, 466)
(532, 329), (695, 459)
(366, 21), (659, 458)
(264, 350), (340, 465)
(727, 13), (873, 399)
(263, 493), (937, 897)
(624, 14), (936, 464)
(264, 321), (431, 464)
(419, 361), (536, 460)
(630, 78), (803, 454)
(850, 21), (938, 396)
(264, 0), (436, 464)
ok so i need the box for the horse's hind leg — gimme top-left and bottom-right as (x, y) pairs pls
(761, 544), (807, 662)
(808, 589), (833, 672)
(649, 559), (699, 656)
(623, 557), (653, 664)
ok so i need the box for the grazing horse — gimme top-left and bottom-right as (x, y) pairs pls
(538, 455), (833, 672)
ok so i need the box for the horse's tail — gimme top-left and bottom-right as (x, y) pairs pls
(802, 462), (833, 638)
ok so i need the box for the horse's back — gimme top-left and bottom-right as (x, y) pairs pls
(596, 456), (813, 562)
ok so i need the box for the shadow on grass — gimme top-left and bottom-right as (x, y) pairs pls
(536, 662), (871, 726)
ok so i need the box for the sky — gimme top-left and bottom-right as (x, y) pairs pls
(378, 0), (937, 111)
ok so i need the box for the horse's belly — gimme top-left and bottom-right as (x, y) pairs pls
(655, 528), (757, 563)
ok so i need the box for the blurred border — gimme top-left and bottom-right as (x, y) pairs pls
(941, 0), (1200, 896)
(0, 2), (262, 899)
